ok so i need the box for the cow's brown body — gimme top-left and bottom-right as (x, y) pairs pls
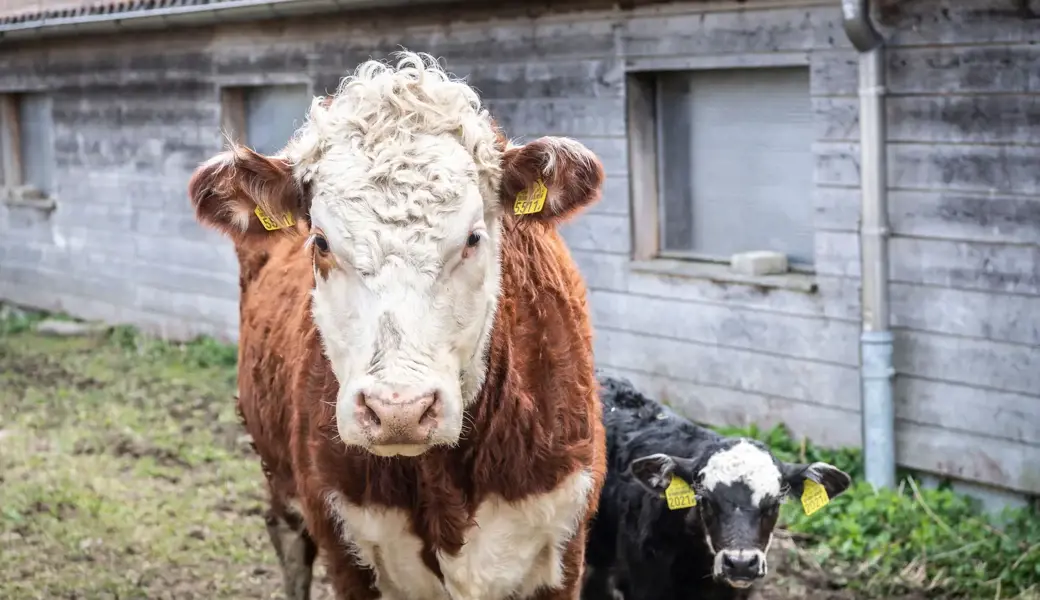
(189, 51), (607, 599)
(233, 215), (605, 599)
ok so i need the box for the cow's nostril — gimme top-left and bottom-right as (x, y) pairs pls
(723, 554), (736, 570)
(746, 554), (759, 569)
(419, 392), (440, 426)
(365, 405), (381, 427)
(357, 394), (381, 427)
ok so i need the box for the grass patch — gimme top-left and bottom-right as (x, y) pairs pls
(0, 310), (298, 599)
(0, 305), (47, 336)
(106, 324), (239, 369)
(720, 423), (1040, 599)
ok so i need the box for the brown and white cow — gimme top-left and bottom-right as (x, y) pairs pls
(187, 51), (607, 600)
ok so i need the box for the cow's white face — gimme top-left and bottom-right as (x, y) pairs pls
(187, 51), (606, 459)
(282, 54), (511, 458)
(305, 133), (503, 457)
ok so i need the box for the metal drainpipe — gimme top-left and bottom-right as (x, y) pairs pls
(842, 0), (895, 489)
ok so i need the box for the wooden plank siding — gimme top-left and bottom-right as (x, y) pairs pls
(0, 0), (1036, 495)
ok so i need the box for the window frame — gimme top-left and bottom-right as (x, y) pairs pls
(0, 92), (56, 210)
(0, 94), (22, 188)
(219, 79), (314, 152)
(625, 54), (818, 287)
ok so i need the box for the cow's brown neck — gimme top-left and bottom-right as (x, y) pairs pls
(298, 216), (598, 560)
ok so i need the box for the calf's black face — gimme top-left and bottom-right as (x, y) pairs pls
(629, 439), (851, 589)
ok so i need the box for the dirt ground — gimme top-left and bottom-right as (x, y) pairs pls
(0, 325), (893, 600)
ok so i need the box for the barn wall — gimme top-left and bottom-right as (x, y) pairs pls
(0, 0), (1036, 497)
(814, 0), (1040, 504)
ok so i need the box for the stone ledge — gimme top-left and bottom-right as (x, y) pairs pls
(2, 185), (56, 212)
(629, 258), (818, 294)
(35, 319), (111, 337)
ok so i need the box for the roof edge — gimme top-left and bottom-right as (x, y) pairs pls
(0, 0), (462, 41)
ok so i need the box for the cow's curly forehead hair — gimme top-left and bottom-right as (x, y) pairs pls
(285, 51), (505, 203)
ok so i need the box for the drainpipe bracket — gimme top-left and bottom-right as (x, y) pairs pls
(860, 225), (891, 237)
(861, 330), (894, 344)
(862, 366), (896, 380)
(861, 331), (895, 380)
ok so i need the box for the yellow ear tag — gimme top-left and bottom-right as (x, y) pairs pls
(513, 179), (548, 215)
(664, 475), (696, 510)
(254, 205), (295, 231)
(801, 479), (830, 516)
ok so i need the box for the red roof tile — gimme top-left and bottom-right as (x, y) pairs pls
(0, 0), (255, 25)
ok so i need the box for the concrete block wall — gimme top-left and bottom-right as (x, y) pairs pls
(0, 0), (1036, 499)
(0, 34), (240, 341)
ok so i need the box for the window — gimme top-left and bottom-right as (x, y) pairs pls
(0, 93), (55, 198)
(628, 67), (815, 269)
(221, 84), (312, 155)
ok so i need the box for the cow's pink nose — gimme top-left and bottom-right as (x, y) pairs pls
(356, 391), (440, 446)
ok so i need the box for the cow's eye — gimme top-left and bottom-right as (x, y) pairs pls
(312, 234), (330, 254)
(466, 232), (481, 248)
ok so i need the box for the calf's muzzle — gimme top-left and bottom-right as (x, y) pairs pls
(717, 549), (767, 587)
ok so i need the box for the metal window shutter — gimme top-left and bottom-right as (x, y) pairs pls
(658, 67), (815, 265)
(18, 94), (55, 195)
(244, 85), (311, 156)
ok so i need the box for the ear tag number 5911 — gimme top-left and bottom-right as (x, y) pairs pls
(513, 179), (547, 215)
(255, 205), (295, 231)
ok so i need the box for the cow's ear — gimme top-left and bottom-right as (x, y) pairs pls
(628, 453), (696, 496)
(499, 136), (605, 225)
(188, 144), (309, 240)
(781, 462), (852, 501)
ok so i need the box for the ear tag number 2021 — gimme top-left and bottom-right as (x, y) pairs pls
(801, 479), (830, 516)
(663, 474), (830, 515)
(664, 475), (696, 510)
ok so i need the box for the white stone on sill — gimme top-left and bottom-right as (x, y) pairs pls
(730, 251), (789, 277)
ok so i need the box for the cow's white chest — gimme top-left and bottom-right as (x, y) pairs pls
(327, 469), (594, 600)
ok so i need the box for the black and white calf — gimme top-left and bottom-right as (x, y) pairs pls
(582, 377), (852, 600)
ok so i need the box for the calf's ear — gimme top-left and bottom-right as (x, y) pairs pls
(499, 136), (605, 225)
(188, 144), (309, 240)
(628, 453), (696, 496)
(781, 462), (852, 501)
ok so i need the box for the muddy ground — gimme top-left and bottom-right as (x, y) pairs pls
(0, 325), (896, 600)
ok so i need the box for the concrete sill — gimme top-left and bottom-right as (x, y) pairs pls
(629, 258), (818, 294)
(2, 186), (56, 212)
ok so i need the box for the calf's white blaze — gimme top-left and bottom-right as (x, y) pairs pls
(326, 469), (595, 600)
(286, 54), (506, 454)
(700, 440), (782, 505)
